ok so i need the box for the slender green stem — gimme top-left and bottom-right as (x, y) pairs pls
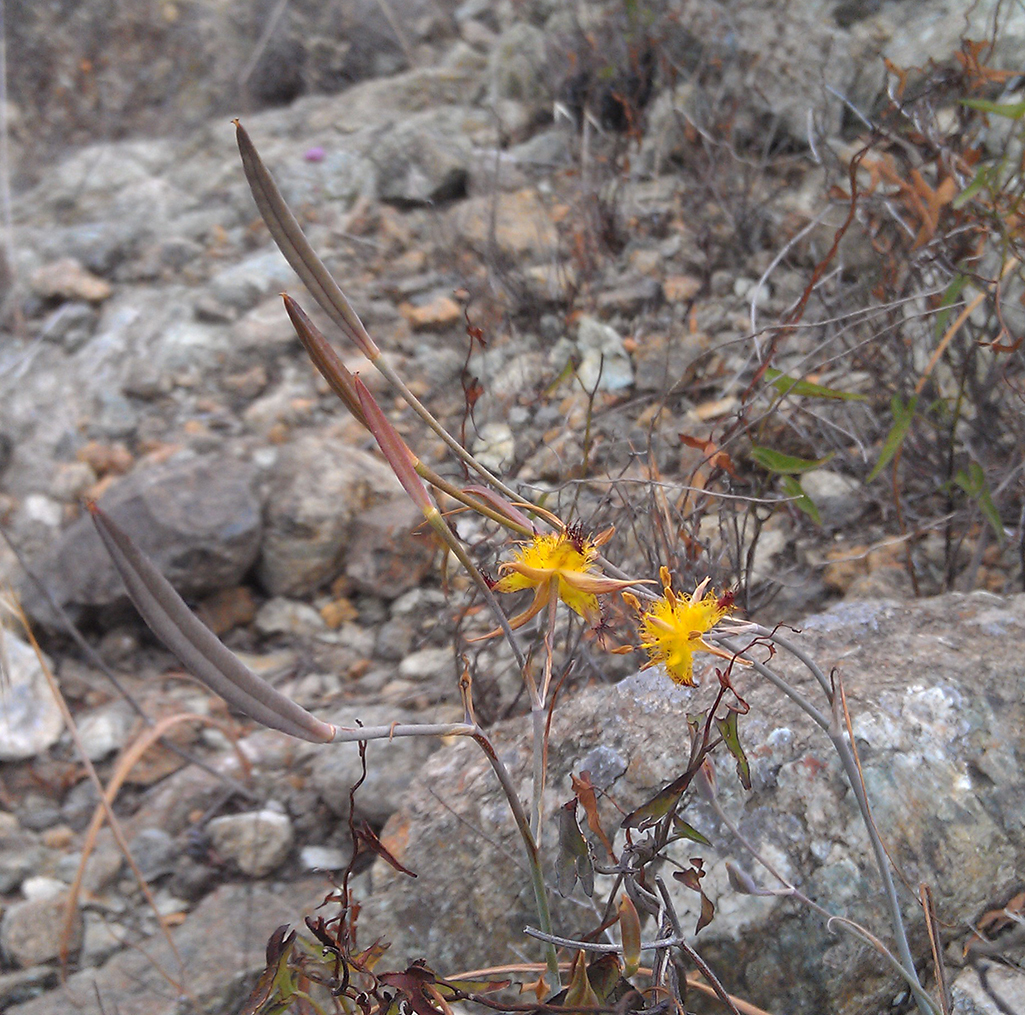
(374, 355), (524, 504)
(472, 732), (560, 990)
(715, 631), (934, 1015)
(714, 634), (831, 731)
(530, 583), (559, 845)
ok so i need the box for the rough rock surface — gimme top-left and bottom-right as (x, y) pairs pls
(310, 703), (462, 826)
(0, 892), (83, 969)
(0, 2), (1022, 1012)
(361, 593), (1025, 1015)
(258, 429), (404, 596)
(207, 809), (294, 877)
(21, 453), (262, 627)
(0, 635), (62, 761)
(7, 881), (326, 1015)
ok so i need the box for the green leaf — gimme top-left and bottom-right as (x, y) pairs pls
(952, 167), (993, 210)
(933, 274), (968, 336)
(715, 711), (750, 790)
(867, 394), (918, 482)
(953, 462), (1005, 542)
(764, 368), (867, 401)
(556, 800), (593, 897)
(781, 476), (822, 525)
(750, 445), (834, 474)
(437, 977), (512, 996)
(672, 814), (712, 846)
(961, 98), (1025, 119)
(621, 768), (696, 829)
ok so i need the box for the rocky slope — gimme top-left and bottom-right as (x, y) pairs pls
(0, 1), (1023, 1013)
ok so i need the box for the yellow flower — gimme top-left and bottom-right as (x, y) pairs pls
(624, 567), (737, 686)
(479, 525), (639, 637)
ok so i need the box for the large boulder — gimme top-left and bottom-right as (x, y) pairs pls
(358, 592), (1025, 1015)
(21, 453), (262, 628)
(257, 429), (406, 597)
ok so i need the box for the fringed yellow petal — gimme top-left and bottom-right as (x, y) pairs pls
(490, 526), (639, 633)
(634, 573), (737, 686)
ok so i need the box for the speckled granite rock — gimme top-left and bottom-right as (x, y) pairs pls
(360, 593), (1025, 1015)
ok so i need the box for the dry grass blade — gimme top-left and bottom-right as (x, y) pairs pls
(89, 504), (336, 743)
(3, 601), (192, 1001)
(234, 120), (380, 359)
(63, 712), (250, 992)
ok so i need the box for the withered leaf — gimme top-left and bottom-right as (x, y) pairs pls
(571, 770), (614, 858)
(556, 800), (594, 897)
(356, 820), (417, 878)
(673, 862), (715, 933)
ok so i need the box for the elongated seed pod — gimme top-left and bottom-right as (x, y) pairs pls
(90, 504), (335, 743)
(234, 120), (379, 360)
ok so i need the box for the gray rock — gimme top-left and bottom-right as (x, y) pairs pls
(0, 634), (63, 761)
(575, 315), (634, 392)
(0, 841), (47, 896)
(6, 880), (321, 1015)
(21, 454), (262, 628)
(488, 22), (549, 118)
(207, 249), (296, 314)
(951, 963), (1025, 1014)
(800, 469), (865, 528)
(258, 432), (402, 597)
(254, 597), (328, 638)
(80, 913), (127, 966)
(397, 646), (453, 682)
(0, 967), (58, 1010)
(370, 109), (473, 206)
(310, 704), (461, 826)
(299, 844), (350, 871)
(39, 302), (98, 351)
(0, 892), (83, 968)
(470, 422), (515, 472)
(360, 593), (1025, 1015)
(55, 839), (123, 895)
(207, 810), (294, 878)
(374, 616), (416, 662)
(344, 497), (437, 600)
(127, 828), (178, 882)
(74, 700), (136, 762)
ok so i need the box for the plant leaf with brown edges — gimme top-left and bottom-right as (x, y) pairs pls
(621, 767), (697, 829)
(715, 711), (750, 790)
(241, 925), (298, 1015)
(571, 771), (614, 858)
(556, 800), (593, 897)
(356, 820), (417, 877)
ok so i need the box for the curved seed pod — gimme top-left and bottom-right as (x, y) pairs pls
(89, 504), (335, 744)
(282, 295), (367, 426)
(234, 120), (379, 361)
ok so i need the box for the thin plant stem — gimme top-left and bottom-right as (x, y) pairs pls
(471, 732), (560, 990)
(324, 716), (561, 990)
(654, 877), (742, 1015)
(713, 634), (831, 731)
(714, 631), (935, 1015)
(529, 583), (559, 845)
